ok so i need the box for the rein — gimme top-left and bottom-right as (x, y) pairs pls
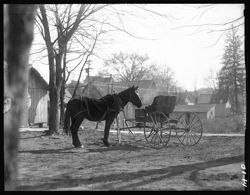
(72, 93), (124, 121)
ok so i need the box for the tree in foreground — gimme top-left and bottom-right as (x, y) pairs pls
(4, 4), (37, 190)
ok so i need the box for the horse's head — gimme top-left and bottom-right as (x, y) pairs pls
(129, 85), (142, 108)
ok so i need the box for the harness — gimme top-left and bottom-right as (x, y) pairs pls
(72, 94), (124, 122)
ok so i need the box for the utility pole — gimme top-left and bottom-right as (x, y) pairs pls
(85, 60), (92, 97)
(110, 74), (113, 93)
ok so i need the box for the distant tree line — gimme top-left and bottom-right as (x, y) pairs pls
(102, 52), (182, 93)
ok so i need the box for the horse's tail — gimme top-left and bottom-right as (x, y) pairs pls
(64, 105), (71, 135)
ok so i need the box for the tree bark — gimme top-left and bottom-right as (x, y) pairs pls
(60, 84), (65, 128)
(60, 49), (67, 129)
(4, 4), (37, 190)
(48, 85), (60, 135)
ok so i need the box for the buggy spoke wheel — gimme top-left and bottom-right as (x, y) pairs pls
(176, 112), (203, 146)
(144, 111), (171, 149)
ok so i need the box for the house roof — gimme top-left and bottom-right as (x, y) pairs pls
(84, 76), (113, 84)
(197, 94), (212, 104)
(114, 80), (156, 89)
(174, 104), (215, 113)
(29, 67), (49, 89)
(29, 66), (71, 103)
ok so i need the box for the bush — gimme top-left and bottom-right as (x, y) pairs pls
(202, 115), (244, 134)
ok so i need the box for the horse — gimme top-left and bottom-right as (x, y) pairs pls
(64, 85), (142, 148)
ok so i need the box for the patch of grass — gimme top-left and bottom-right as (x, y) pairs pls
(202, 115), (245, 134)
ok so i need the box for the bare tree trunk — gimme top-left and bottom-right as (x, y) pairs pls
(60, 84), (65, 128)
(60, 49), (67, 128)
(48, 86), (60, 135)
(4, 4), (37, 190)
(234, 79), (239, 114)
(47, 54), (63, 135)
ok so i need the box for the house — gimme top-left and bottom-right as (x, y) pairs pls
(66, 76), (113, 98)
(170, 89), (232, 120)
(197, 94), (213, 104)
(181, 92), (231, 119)
(84, 75), (114, 94)
(82, 84), (103, 98)
(184, 92), (197, 105)
(20, 66), (71, 127)
(83, 75), (114, 96)
(209, 92), (231, 117)
(66, 80), (85, 97)
(84, 75), (114, 85)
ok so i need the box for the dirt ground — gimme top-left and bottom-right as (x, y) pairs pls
(16, 128), (245, 191)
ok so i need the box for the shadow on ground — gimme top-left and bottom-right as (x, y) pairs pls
(18, 142), (144, 155)
(17, 155), (244, 190)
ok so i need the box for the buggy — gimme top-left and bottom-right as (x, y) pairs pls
(116, 95), (203, 149)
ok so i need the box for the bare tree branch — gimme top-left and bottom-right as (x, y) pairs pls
(29, 46), (47, 55)
(202, 31), (227, 48)
(172, 16), (244, 30)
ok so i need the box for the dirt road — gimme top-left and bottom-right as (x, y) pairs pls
(17, 129), (245, 191)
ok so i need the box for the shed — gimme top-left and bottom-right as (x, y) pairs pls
(21, 66), (72, 127)
(26, 66), (49, 127)
(173, 104), (215, 120)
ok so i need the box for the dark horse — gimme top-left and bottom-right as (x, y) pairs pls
(64, 86), (142, 148)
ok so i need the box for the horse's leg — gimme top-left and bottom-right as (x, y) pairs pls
(102, 118), (114, 147)
(70, 116), (84, 148)
(95, 122), (99, 129)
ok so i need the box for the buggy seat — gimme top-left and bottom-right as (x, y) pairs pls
(145, 95), (177, 114)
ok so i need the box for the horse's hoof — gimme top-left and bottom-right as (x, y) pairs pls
(73, 144), (84, 148)
(73, 145), (89, 152)
(101, 138), (110, 147)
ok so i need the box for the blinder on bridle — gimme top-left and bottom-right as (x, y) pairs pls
(130, 85), (142, 108)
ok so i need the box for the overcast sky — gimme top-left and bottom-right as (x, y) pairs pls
(30, 4), (244, 91)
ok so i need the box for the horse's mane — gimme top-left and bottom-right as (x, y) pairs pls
(118, 86), (131, 96)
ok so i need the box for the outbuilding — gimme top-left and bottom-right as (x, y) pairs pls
(20, 66), (71, 127)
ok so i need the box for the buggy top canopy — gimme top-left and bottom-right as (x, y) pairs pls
(146, 95), (177, 114)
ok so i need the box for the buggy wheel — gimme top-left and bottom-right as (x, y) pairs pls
(144, 111), (171, 149)
(176, 112), (203, 146)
